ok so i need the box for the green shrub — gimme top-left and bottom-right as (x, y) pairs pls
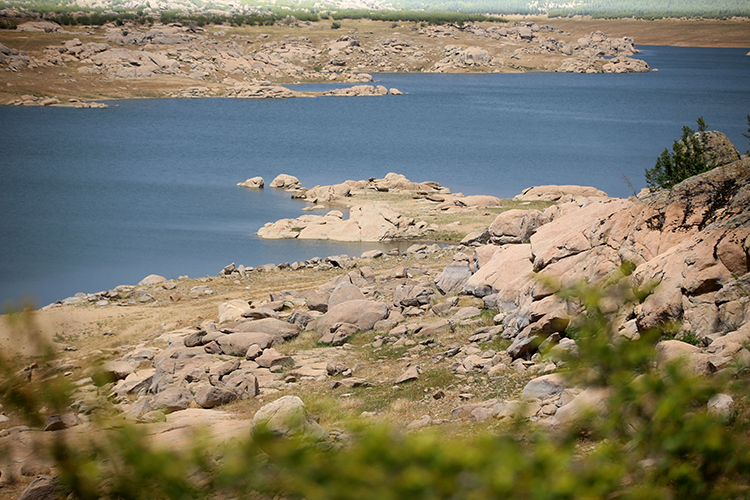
(330, 21), (341, 29)
(645, 117), (716, 190)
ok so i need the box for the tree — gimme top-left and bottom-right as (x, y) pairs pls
(645, 117), (716, 190)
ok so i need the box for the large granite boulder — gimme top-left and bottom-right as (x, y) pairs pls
(316, 299), (389, 340)
(251, 395), (327, 440)
(488, 209), (548, 244)
(463, 244), (533, 298)
(269, 174), (300, 189)
(435, 254), (473, 294)
(328, 282), (366, 309)
(230, 318), (300, 341)
(237, 176), (264, 188)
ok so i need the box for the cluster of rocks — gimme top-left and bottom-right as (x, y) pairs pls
(57, 249), (459, 423)
(0, 23), (376, 85)
(558, 54), (650, 74)
(0, 42), (32, 71)
(322, 33), (429, 73)
(1, 20), (654, 106)
(432, 45), (501, 72)
(416, 23), (649, 74)
(6, 94), (60, 106)
(257, 202), (425, 242)
(14, 20), (65, 33)
(224, 82), (304, 99)
(452, 134), (749, 373)
(557, 30), (649, 73)
(255, 173), (456, 241)
(4, 92), (109, 108)
(574, 30), (640, 57)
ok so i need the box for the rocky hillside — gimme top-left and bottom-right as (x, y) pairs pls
(0, 18), (650, 105)
(1, 137), (749, 498)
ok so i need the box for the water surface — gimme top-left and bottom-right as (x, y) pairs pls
(1, 45), (748, 306)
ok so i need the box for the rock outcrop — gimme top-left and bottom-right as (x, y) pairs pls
(237, 177), (265, 189)
(257, 202), (417, 242)
(1, 20), (652, 106)
(461, 152), (750, 361)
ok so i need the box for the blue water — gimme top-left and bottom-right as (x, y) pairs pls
(1, 45), (749, 307)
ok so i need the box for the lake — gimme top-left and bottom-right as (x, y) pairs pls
(1, 45), (749, 307)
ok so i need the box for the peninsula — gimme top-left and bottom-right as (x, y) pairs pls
(0, 15), (708, 106)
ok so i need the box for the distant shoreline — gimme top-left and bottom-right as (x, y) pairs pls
(525, 16), (750, 49)
(1, 16), (746, 105)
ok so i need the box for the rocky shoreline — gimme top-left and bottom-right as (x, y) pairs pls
(0, 18), (651, 106)
(1, 130), (749, 498)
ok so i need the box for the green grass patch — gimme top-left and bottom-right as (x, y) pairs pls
(351, 367), (455, 413)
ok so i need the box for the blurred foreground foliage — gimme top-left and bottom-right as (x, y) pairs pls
(2, 272), (750, 500)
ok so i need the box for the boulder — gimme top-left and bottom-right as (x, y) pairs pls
(194, 385), (238, 408)
(322, 84), (388, 96)
(435, 255), (472, 294)
(237, 176), (264, 188)
(189, 285), (214, 298)
(251, 395), (327, 440)
(530, 199), (631, 272)
(152, 387), (192, 413)
(319, 322), (359, 345)
(549, 387), (611, 430)
(451, 307), (482, 323)
(602, 56), (650, 74)
(230, 318), (300, 340)
(255, 348), (292, 370)
(44, 413), (81, 431)
(394, 281), (435, 308)
(464, 244), (533, 297)
(269, 174), (300, 189)
(301, 183), (351, 202)
(260, 201), (416, 242)
(521, 373), (566, 400)
(223, 370), (260, 399)
(218, 299), (251, 323)
(316, 300), (389, 340)
(138, 274), (167, 286)
(212, 332), (274, 356)
(16, 20), (62, 32)
(707, 393), (735, 421)
(406, 414), (432, 429)
(655, 340), (711, 376)
(701, 131), (742, 166)
(395, 365), (421, 384)
(488, 209), (547, 244)
(305, 290), (331, 313)
(103, 361), (135, 380)
(17, 476), (62, 500)
(328, 282), (366, 309)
